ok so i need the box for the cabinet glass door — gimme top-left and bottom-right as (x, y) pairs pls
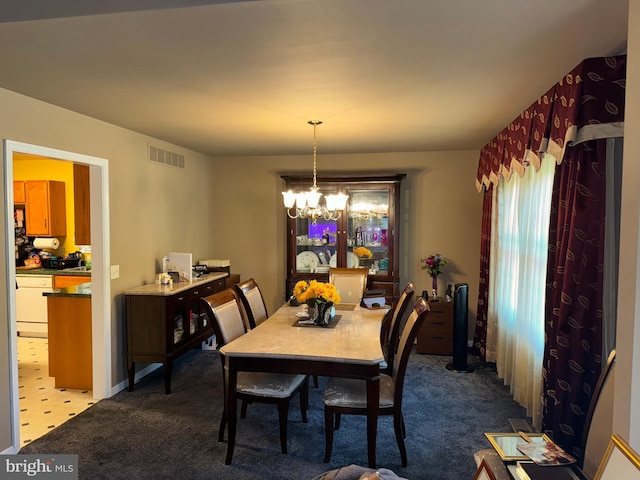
(173, 310), (186, 344)
(294, 217), (337, 274)
(347, 189), (390, 274)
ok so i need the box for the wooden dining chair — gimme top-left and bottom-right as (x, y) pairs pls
(322, 296), (430, 466)
(329, 267), (368, 304)
(200, 289), (308, 455)
(234, 278), (269, 330)
(234, 278), (322, 387)
(379, 282), (415, 375)
(579, 348), (616, 479)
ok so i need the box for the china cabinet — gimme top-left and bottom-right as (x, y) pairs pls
(282, 174), (405, 306)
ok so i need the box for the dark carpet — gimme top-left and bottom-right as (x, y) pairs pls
(19, 348), (528, 479)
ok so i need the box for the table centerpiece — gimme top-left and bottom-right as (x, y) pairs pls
(293, 279), (341, 326)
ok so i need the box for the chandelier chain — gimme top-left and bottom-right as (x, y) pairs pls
(310, 120), (321, 189)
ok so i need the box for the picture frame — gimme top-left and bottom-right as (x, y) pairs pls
(593, 434), (640, 480)
(484, 432), (553, 462)
(473, 458), (498, 480)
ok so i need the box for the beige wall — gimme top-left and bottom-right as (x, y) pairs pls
(0, 87), (216, 451)
(0, 150), (9, 450)
(616, 0), (640, 448)
(210, 151), (482, 323)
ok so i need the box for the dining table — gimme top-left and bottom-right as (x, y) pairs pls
(219, 302), (389, 467)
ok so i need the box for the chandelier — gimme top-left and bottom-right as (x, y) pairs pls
(282, 120), (348, 224)
(348, 201), (389, 220)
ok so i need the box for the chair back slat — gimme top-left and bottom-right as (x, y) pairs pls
(201, 289), (247, 347)
(392, 296), (430, 404)
(245, 288), (268, 325)
(386, 282), (415, 362)
(234, 278), (269, 329)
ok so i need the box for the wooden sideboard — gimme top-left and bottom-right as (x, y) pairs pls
(125, 273), (227, 394)
(416, 298), (454, 355)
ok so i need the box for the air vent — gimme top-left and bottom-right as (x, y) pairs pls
(148, 144), (185, 169)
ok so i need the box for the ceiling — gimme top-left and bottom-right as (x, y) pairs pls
(0, 0), (629, 157)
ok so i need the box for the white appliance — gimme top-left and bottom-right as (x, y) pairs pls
(167, 252), (192, 282)
(16, 274), (54, 337)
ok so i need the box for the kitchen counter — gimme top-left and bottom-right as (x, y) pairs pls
(16, 267), (92, 277)
(44, 282), (91, 298)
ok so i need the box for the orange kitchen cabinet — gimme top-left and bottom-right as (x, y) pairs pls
(54, 275), (90, 289)
(25, 180), (67, 237)
(73, 163), (91, 245)
(13, 181), (26, 204)
(47, 295), (92, 390)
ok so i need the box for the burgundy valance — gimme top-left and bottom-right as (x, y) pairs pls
(475, 55), (626, 191)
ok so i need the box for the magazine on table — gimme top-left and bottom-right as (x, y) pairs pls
(516, 440), (576, 466)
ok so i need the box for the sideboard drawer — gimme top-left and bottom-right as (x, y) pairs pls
(417, 299), (453, 355)
(213, 278), (226, 292)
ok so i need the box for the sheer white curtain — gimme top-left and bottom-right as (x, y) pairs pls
(486, 156), (555, 428)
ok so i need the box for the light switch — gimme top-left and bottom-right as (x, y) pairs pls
(110, 265), (120, 279)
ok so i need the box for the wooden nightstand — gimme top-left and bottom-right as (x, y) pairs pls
(416, 298), (453, 355)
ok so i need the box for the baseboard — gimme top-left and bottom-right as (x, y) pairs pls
(110, 363), (162, 396)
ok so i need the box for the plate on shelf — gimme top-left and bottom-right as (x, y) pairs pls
(297, 251), (319, 271)
(329, 252), (360, 268)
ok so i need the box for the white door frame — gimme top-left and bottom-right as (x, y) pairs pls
(4, 140), (111, 451)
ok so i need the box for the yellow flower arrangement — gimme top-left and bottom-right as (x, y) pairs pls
(293, 279), (341, 306)
(353, 246), (373, 258)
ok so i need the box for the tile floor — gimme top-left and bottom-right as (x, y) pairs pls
(17, 336), (96, 447)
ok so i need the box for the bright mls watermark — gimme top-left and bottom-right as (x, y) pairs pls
(1, 455), (78, 479)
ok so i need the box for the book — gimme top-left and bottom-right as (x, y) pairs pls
(515, 462), (583, 480)
(516, 440), (576, 466)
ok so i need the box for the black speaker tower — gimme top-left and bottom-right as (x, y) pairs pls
(446, 283), (474, 372)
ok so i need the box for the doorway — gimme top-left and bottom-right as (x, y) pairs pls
(4, 140), (111, 451)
